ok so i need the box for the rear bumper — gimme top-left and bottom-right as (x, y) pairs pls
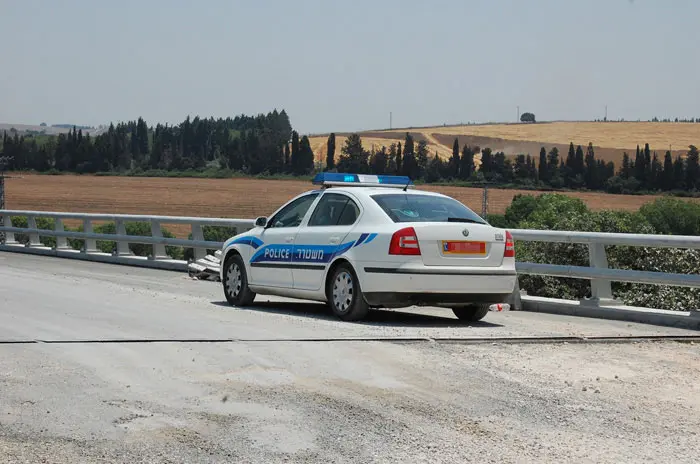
(363, 291), (513, 308)
(356, 263), (517, 307)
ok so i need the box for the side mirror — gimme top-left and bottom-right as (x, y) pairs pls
(255, 216), (268, 228)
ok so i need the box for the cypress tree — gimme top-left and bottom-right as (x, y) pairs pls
(396, 142), (403, 175)
(686, 145), (700, 190)
(291, 131), (300, 174)
(662, 150), (674, 190)
(634, 144), (645, 181)
(451, 137), (460, 178)
(673, 155), (685, 188)
(460, 145), (474, 180)
(584, 143), (596, 189)
(538, 147), (548, 183)
(326, 133), (336, 171)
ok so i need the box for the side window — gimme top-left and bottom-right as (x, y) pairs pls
(268, 193), (319, 228)
(308, 193), (360, 227)
(337, 198), (360, 225)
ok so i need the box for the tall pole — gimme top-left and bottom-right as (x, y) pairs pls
(390, 112), (392, 130)
(517, 106), (520, 122)
(605, 105), (608, 121)
(481, 183), (489, 218)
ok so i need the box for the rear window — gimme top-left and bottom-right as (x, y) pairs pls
(371, 193), (487, 224)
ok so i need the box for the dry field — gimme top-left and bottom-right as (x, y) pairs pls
(5, 174), (694, 237)
(309, 121), (700, 167)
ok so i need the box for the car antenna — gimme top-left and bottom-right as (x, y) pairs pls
(402, 177), (411, 192)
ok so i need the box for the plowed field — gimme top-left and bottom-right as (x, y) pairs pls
(5, 174), (692, 237)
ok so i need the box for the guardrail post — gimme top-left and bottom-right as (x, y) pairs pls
(191, 223), (206, 260)
(2, 213), (17, 244)
(115, 219), (132, 256)
(54, 218), (71, 250)
(150, 220), (168, 259)
(27, 216), (41, 247)
(585, 243), (620, 307)
(82, 219), (98, 253)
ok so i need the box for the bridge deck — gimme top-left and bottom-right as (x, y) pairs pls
(1, 252), (699, 463)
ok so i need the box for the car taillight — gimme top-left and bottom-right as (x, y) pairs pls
(504, 230), (515, 258)
(389, 227), (421, 255)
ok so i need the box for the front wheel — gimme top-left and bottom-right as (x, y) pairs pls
(452, 304), (490, 322)
(223, 254), (256, 307)
(327, 263), (370, 322)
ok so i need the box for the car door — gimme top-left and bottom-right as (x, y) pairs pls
(291, 192), (362, 291)
(249, 192), (320, 288)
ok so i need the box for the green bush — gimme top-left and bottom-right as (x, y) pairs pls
(485, 214), (509, 228)
(183, 225), (238, 261)
(639, 197), (700, 236)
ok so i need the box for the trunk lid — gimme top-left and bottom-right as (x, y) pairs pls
(412, 222), (506, 267)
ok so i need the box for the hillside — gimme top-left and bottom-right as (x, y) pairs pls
(309, 121), (700, 167)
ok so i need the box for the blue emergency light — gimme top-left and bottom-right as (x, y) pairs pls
(311, 172), (415, 188)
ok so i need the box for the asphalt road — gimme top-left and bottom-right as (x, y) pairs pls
(1, 252), (699, 463)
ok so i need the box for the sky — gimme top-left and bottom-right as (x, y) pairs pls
(1, 0), (698, 134)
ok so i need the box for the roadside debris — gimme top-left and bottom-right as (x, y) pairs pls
(188, 250), (222, 281)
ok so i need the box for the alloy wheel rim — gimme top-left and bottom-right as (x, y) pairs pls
(226, 262), (242, 298)
(332, 271), (354, 313)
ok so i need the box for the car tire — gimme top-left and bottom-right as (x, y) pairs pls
(326, 263), (370, 322)
(223, 253), (256, 307)
(452, 304), (490, 322)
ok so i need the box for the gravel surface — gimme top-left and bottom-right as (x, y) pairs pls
(1, 341), (699, 463)
(2, 253), (700, 462)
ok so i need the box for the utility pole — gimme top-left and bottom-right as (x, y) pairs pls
(517, 106), (520, 122)
(605, 105), (608, 121)
(481, 182), (489, 218)
(389, 112), (392, 130)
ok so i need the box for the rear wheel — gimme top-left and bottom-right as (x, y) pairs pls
(452, 304), (490, 322)
(223, 253), (256, 307)
(327, 263), (370, 322)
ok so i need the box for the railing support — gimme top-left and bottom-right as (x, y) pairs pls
(82, 219), (98, 253)
(150, 220), (168, 259)
(54, 218), (71, 250)
(2, 213), (16, 244)
(27, 216), (41, 247)
(115, 219), (132, 256)
(584, 243), (620, 307)
(191, 223), (206, 260)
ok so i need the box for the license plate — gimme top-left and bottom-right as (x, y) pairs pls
(441, 240), (486, 255)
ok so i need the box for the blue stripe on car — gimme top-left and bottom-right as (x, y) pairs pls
(353, 233), (369, 247)
(251, 241), (355, 264)
(228, 232), (377, 265)
(226, 236), (264, 249)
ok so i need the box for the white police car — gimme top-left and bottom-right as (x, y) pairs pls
(220, 173), (517, 322)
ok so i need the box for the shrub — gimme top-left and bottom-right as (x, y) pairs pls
(183, 225), (238, 261)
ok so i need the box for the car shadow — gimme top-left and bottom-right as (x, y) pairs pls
(211, 300), (503, 328)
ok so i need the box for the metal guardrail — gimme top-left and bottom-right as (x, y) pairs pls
(510, 228), (700, 306)
(1, 210), (699, 309)
(0, 210), (255, 271)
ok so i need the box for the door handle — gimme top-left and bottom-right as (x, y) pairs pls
(285, 236), (294, 243)
(329, 236), (340, 245)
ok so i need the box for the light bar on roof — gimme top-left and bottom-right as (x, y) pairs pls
(311, 172), (415, 188)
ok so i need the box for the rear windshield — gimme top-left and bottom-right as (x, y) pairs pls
(370, 193), (487, 224)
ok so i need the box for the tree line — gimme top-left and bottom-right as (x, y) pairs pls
(1, 110), (315, 176)
(2, 111), (699, 195)
(327, 131), (700, 194)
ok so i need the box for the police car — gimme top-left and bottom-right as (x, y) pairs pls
(220, 173), (517, 322)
